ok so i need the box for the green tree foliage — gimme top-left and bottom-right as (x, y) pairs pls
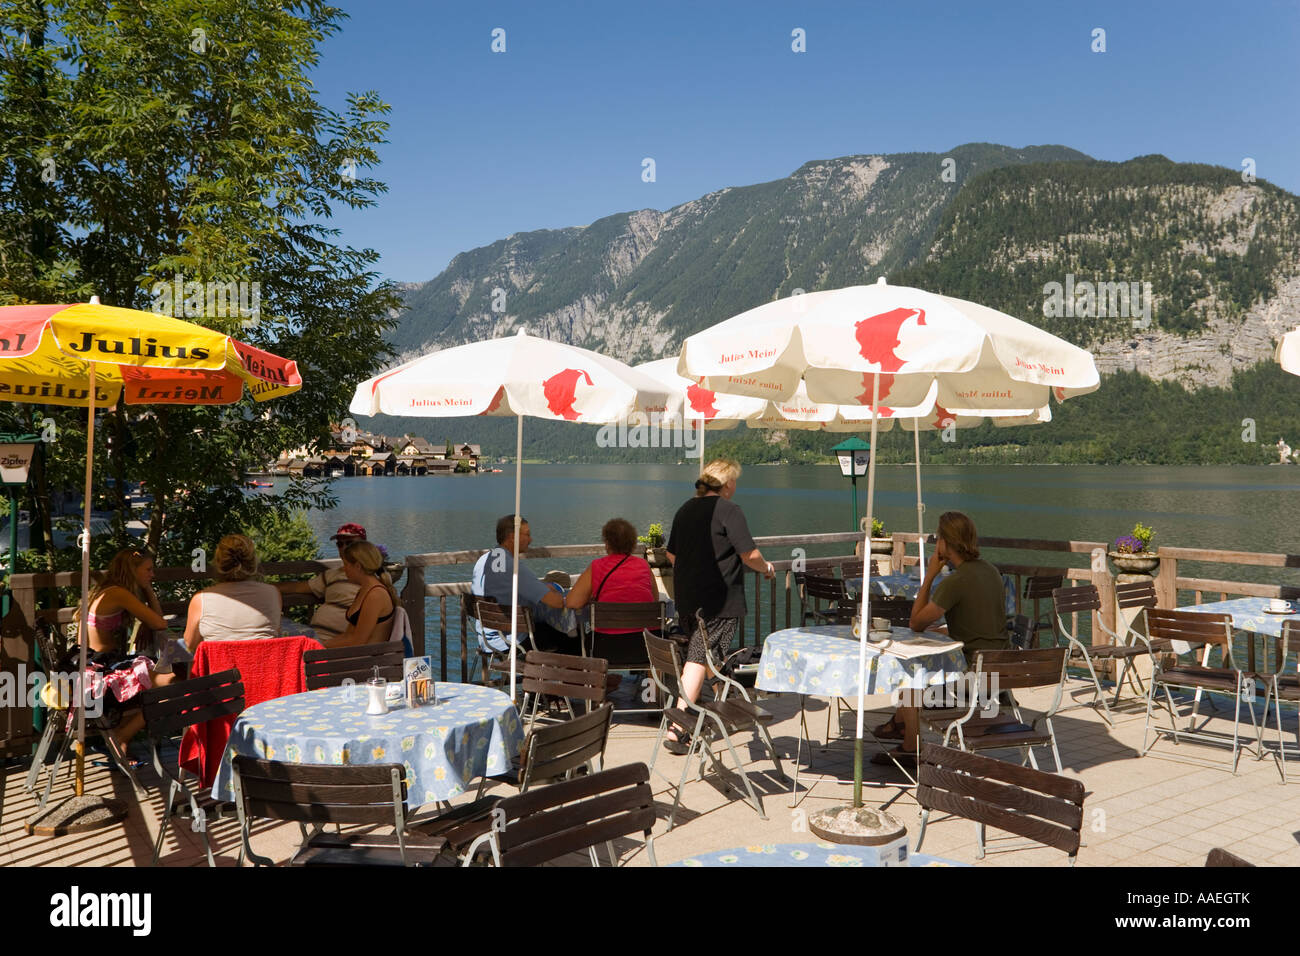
(0, 0), (397, 570)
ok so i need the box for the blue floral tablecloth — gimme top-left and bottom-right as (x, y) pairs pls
(1179, 597), (1300, 672)
(211, 682), (523, 807)
(757, 625), (967, 698)
(672, 842), (963, 867)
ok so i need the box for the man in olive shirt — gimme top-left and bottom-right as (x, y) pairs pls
(873, 511), (1008, 763)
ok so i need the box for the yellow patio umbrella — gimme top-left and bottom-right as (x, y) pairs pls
(0, 299), (301, 830)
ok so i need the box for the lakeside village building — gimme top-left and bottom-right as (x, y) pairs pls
(267, 428), (483, 478)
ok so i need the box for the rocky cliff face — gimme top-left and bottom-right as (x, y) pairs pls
(391, 145), (1300, 390)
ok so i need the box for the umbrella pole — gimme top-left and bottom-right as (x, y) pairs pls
(698, 416), (705, 463)
(75, 362), (96, 797)
(914, 424), (925, 574)
(510, 414), (523, 701)
(853, 371), (881, 809)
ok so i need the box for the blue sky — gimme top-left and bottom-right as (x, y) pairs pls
(309, 0), (1300, 282)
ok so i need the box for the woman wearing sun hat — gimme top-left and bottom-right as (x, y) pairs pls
(277, 522), (368, 642)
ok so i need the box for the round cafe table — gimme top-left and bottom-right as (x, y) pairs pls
(210, 682), (524, 808)
(672, 841), (965, 867)
(757, 624), (967, 797)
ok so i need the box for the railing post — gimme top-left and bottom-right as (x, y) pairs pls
(1154, 554), (1177, 609)
(438, 595), (448, 682)
(1093, 562), (1117, 638)
(402, 559), (426, 657)
(891, 535), (905, 574)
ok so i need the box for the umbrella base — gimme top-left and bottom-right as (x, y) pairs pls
(26, 794), (128, 836)
(808, 805), (907, 846)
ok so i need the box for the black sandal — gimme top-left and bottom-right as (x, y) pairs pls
(663, 725), (693, 755)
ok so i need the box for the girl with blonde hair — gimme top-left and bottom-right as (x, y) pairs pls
(327, 539), (397, 646)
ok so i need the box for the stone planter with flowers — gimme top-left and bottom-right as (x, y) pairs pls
(1109, 523), (1159, 576)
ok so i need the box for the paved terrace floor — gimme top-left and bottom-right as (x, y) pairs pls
(3, 681), (1298, 867)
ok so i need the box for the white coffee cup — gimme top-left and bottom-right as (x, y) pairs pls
(872, 617), (890, 632)
(1269, 598), (1290, 613)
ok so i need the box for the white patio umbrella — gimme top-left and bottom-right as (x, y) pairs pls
(633, 358), (768, 462)
(350, 329), (680, 697)
(678, 278), (1099, 810)
(1276, 326), (1300, 376)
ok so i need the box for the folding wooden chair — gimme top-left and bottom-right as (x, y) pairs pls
(921, 646), (1069, 773)
(518, 650), (608, 730)
(487, 762), (657, 867)
(469, 596), (536, 688)
(1052, 581), (1162, 725)
(303, 640), (405, 690)
(1141, 607), (1258, 773)
(1259, 619), (1300, 782)
(410, 702), (616, 864)
(840, 559), (882, 580)
(139, 669), (245, 866)
(802, 572), (857, 626)
(27, 619), (147, 805)
(644, 630), (784, 829)
(869, 595), (913, 627)
(231, 757), (445, 866)
(1023, 573), (1064, 647)
(915, 742), (1085, 864)
(587, 600), (667, 713)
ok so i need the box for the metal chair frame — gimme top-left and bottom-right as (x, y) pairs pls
(643, 628), (785, 830)
(231, 757), (441, 866)
(1051, 581), (1160, 726)
(1255, 619), (1299, 783)
(139, 668), (246, 866)
(28, 619), (147, 806)
(1140, 607), (1259, 773)
(585, 600), (668, 715)
(923, 646), (1069, 773)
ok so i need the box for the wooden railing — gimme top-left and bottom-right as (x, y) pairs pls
(1155, 546), (1300, 606)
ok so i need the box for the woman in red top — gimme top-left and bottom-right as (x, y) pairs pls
(567, 517), (656, 612)
(566, 518), (657, 682)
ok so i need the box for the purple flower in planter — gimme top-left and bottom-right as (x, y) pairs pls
(1113, 535), (1146, 554)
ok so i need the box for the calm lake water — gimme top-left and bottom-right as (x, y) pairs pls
(270, 464), (1300, 674)
(289, 463), (1300, 573)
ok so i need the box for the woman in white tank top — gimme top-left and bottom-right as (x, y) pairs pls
(184, 534), (282, 652)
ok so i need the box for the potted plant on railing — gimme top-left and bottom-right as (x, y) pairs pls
(1110, 523), (1159, 574)
(863, 516), (893, 555)
(639, 522), (669, 567)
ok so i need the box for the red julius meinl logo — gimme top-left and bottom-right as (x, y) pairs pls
(542, 368), (594, 420)
(852, 307), (926, 406)
(686, 379), (718, 418)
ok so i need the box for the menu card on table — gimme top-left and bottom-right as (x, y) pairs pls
(403, 655), (436, 706)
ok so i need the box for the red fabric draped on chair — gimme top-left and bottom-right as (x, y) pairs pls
(179, 636), (322, 787)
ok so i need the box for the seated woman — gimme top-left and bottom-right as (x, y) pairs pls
(183, 534), (282, 652)
(323, 540), (398, 647)
(873, 510), (1008, 764)
(81, 549), (176, 752)
(566, 518), (658, 675)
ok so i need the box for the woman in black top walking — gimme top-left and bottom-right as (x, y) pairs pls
(663, 459), (775, 752)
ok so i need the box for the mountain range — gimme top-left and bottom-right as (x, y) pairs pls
(365, 143), (1300, 463)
